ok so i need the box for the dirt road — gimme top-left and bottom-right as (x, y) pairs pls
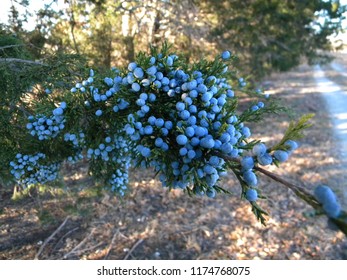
(314, 60), (347, 205)
(313, 64), (347, 158)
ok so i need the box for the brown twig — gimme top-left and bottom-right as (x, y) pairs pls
(51, 227), (79, 254)
(217, 152), (347, 236)
(0, 44), (25, 50)
(35, 216), (70, 260)
(71, 242), (105, 257)
(63, 229), (95, 259)
(0, 58), (46, 66)
(216, 152), (322, 210)
(254, 165), (321, 210)
(103, 232), (119, 260)
(123, 239), (144, 260)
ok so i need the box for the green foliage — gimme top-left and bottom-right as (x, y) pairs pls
(200, 0), (347, 78)
(0, 28), (88, 185)
(4, 0), (345, 79)
(271, 113), (314, 152)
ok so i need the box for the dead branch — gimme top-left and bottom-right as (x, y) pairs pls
(71, 241), (105, 257)
(123, 239), (144, 260)
(216, 152), (347, 236)
(103, 232), (119, 260)
(35, 216), (70, 260)
(63, 229), (95, 259)
(51, 227), (79, 254)
(0, 44), (25, 50)
(0, 58), (46, 66)
(254, 165), (321, 209)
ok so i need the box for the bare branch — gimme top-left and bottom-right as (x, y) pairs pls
(103, 231), (118, 260)
(123, 239), (144, 260)
(0, 44), (25, 50)
(254, 165), (321, 210)
(0, 58), (46, 66)
(51, 227), (79, 254)
(63, 229), (96, 259)
(35, 216), (70, 260)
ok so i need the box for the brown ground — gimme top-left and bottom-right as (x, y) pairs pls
(1, 54), (347, 260)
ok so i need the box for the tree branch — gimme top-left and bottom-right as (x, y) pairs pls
(254, 165), (321, 210)
(35, 216), (70, 260)
(0, 44), (25, 50)
(216, 152), (347, 236)
(0, 58), (46, 66)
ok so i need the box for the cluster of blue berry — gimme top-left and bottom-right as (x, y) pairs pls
(13, 48), (295, 203)
(26, 102), (67, 141)
(108, 50), (262, 197)
(241, 140), (299, 201)
(63, 132), (86, 163)
(9, 153), (60, 187)
(68, 70), (132, 193)
(86, 135), (131, 195)
(104, 136), (131, 195)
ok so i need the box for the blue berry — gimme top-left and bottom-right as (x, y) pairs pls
(180, 110), (190, 120)
(314, 185), (338, 205)
(179, 147), (188, 156)
(206, 188), (216, 198)
(226, 89), (234, 98)
(242, 127), (251, 138)
(241, 156), (254, 170)
(176, 102), (185, 111)
(141, 79), (151, 87)
(133, 67), (144, 79)
(185, 127), (195, 138)
(252, 143), (267, 156)
(136, 99), (146, 106)
(167, 56), (174, 66)
(221, 51), (231, 60)
(165, 121), (173, 130)
(197, 84), (207, 93)
(155, 138), (164, 147)
(147, 66), (157, 76)
(140, 93), (148, 100)
(257, 102), (265, 108)
(243, 170), (257, 187)
(161, 128), (169, 136)
(53, 108), (63, 116)
(128, 62), (137, 71)
(144, 125), (153, 135)
(200, 137), (215, 149)
(187, 150), (196, 159)
(150, 57), (156, 64)
(155, 118), (164, 127)
(141, 147), (151, 157)
(285, 140), (298, 152)
(176, 134), (188, 145)
(132, 83), (141, 92)
(148, 116), (156, 125)
(274, 150), (289, 162)
(257, 153), (273, 166)
(149, 93), (156, 102)
(323, 202), (341, 218)
(245, 189), (258, 202)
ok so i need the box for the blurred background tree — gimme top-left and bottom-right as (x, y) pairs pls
(200, 0), (347, 78)
(0, 23), (87, 185)
(2, 0), (345, 78)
